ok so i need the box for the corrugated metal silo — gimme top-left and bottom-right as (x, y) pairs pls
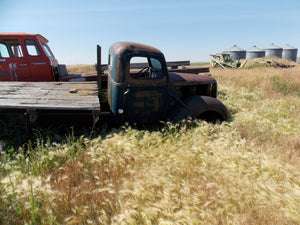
(246, 45), (265, 59)
(282, 44), (298, 62)
(264, 43), (283, 58)
(223, 45), (246, 61)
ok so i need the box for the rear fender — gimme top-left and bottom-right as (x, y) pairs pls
(168, 95), (228, 122)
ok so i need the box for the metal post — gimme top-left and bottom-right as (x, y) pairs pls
(96, 45), (102, 92)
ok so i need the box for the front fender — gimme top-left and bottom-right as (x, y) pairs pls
(168, 95), (228, 122)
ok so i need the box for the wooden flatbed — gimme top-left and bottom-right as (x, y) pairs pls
(0, 82), (100, 111)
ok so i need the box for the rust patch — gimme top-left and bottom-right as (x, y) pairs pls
(169, 72), (216, 86)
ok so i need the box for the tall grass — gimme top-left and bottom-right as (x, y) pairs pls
(0, 65), (299, 224)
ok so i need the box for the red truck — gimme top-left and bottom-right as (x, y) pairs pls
(0, 33), (61, 81)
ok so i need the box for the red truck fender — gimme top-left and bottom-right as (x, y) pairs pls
(168, 95), (229, 123)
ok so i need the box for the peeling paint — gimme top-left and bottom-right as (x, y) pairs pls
(9, 63), (18, 81)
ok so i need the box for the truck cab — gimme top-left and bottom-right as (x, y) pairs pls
(107, 42), (228, 123)
(0, 33), (59, 81)
(107, 42), (171, 123)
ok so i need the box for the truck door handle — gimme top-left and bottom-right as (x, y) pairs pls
(124, 88), (130, 95)
(19, 64), (27, 67)
(31, 62), (46, 65)
(122, 88), (131, 112)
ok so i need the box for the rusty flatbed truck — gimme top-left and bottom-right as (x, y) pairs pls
(0, 40), (228, 123)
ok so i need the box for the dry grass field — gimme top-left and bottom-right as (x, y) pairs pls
(0, 64), (299, 224)
(67, 64), (96, 74)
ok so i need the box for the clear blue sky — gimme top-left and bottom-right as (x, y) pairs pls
(1, 0), (299, 65)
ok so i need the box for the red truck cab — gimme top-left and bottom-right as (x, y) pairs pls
(0, 33), (59, 81)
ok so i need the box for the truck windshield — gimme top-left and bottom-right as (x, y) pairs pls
(130, 56), (164, 80)
(41, 43), (54, 58)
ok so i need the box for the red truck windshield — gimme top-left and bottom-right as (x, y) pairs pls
(41, 43), (54, 58)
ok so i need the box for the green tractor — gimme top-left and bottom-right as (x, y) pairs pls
(210, 53), (241, 68)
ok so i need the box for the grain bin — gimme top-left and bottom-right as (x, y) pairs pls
(246, 45), (265, 59)
(264, 43), (283, 58)
(223, 45), (246, 61)
(282, 44), (298, 62)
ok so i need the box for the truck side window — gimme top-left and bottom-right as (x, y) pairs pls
(25, 39), (42, 56)
(130, 56), (164, 80)
(0, 39), (23, 58)
(11, 45), (23, 57)
(0, 43), (9, 57)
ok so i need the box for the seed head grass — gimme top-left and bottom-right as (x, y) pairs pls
(0, 64), (299, 224)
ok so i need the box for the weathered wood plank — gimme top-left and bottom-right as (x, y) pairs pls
(0, 82), (100, 111)
(0, 94), (99, 100)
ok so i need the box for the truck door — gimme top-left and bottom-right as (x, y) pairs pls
(124, 56), (170, 123)
(24, 39), (53, 81)
(0, 39), (30, 81)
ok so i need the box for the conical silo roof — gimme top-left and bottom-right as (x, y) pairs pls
(283, 44), (297, 50)
(224, 45), (245, 52)
(264, 43), (282, 50)
(247, 45), (264, 52)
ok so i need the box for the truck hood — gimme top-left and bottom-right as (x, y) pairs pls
(169, 72), (216, 86)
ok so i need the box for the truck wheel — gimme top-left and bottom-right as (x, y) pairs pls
(168, 95), (228, 123)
